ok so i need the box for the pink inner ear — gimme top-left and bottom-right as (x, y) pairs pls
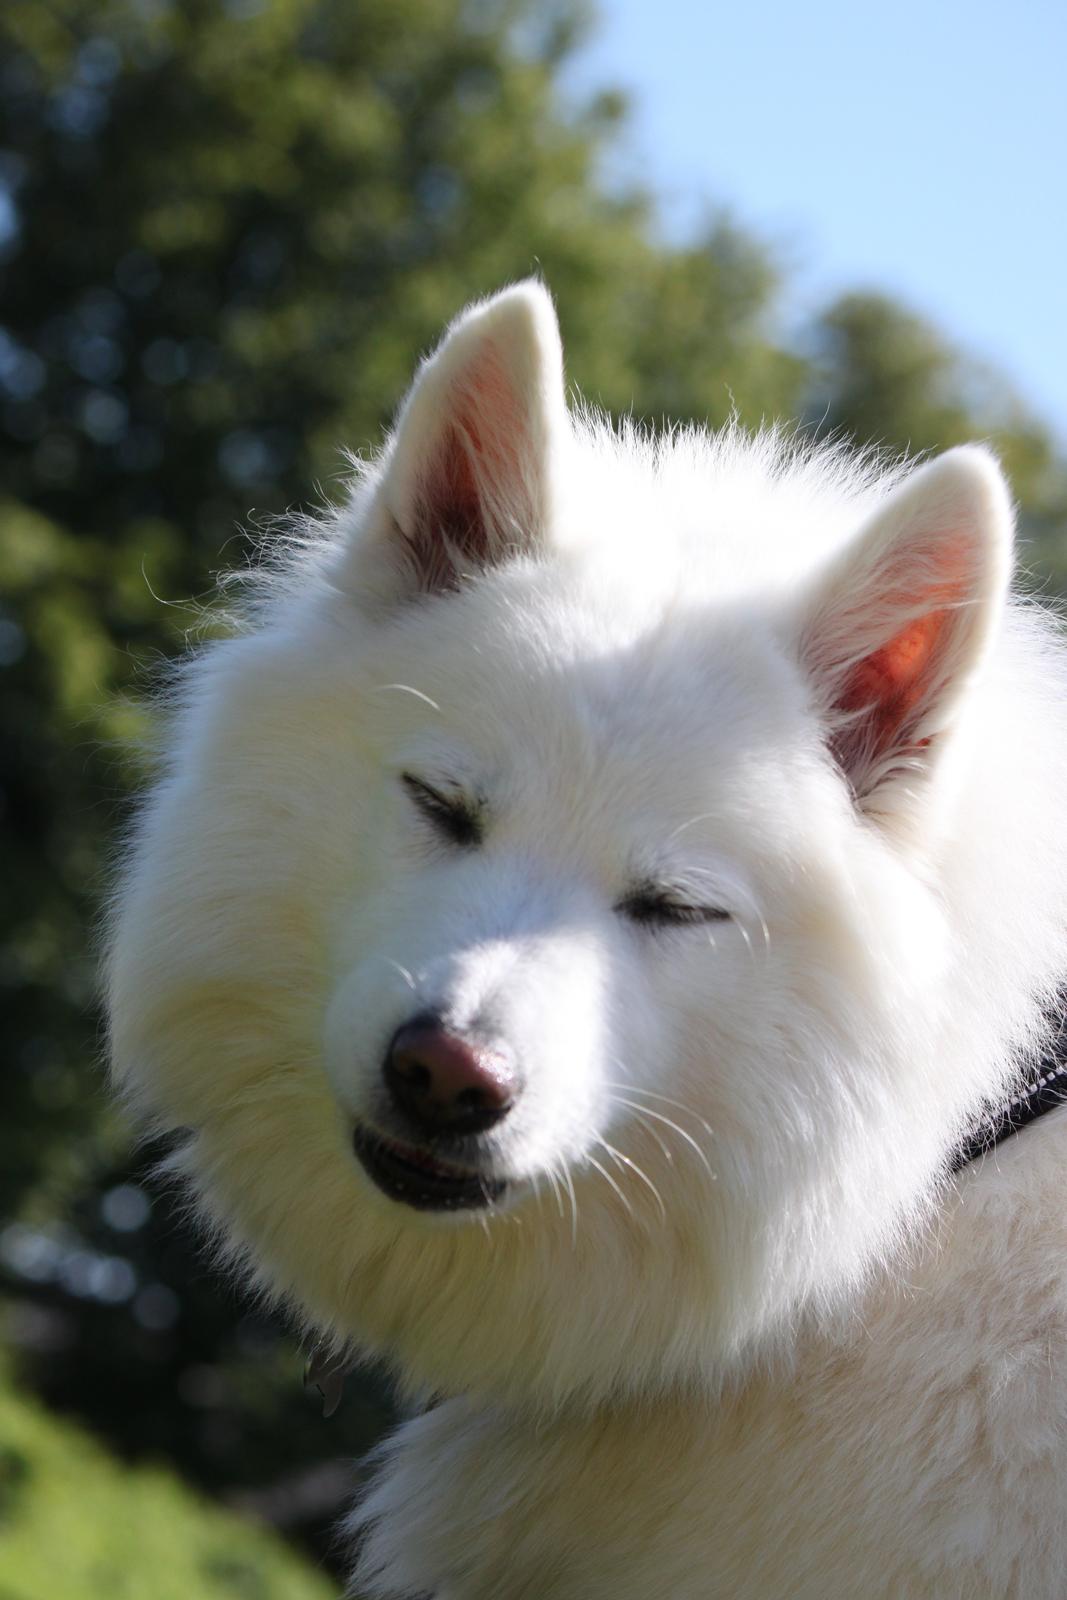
(827, 532), (974, 784)
(834, 609), (948, 766)
(409, 346), (529, 589)
(433, 421), (481, 537)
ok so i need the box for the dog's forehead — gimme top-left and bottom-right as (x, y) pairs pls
(376, 562), (809, 816)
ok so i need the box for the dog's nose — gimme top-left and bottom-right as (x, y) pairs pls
(382, 1014), (517, 1136)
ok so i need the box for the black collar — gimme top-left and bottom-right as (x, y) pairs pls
(951, 1010), (1067, 1172)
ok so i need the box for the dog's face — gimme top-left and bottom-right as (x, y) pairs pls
(323, 574), (812, 1216)
(108, 284), (1013, 1403)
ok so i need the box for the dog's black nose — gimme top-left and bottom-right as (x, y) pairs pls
(382, 1014), (517, 1136)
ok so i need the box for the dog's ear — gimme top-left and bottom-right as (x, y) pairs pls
(342, 281), (566, 606)
(800, 446), (1013, 818)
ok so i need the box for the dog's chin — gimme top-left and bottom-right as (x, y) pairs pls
(352, 1123), (507, 1213)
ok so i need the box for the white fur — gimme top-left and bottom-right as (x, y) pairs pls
(107, 283), (1067, 1597)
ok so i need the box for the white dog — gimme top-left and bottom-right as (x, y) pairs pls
(107, 283), (1067, 1597)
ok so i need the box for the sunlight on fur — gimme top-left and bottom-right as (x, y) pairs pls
(107, 282), (1067, 1598)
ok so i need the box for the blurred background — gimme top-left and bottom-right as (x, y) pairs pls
(1, 1), (1064, 1594)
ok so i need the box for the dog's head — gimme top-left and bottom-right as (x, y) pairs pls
(108, 283), (1027, 1405)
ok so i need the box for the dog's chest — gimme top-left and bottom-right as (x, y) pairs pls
(352, 1119), (1067, 1600)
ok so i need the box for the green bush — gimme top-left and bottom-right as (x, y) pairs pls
(0, 1371), (338, 1600)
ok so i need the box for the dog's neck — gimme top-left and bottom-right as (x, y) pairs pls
(951, 1006), (1067, 1172)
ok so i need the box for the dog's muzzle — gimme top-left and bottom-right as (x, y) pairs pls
(352, 1123), (506, 1211)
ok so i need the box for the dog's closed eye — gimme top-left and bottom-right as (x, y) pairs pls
(401, 773), (483, 848)
(616, 886), (731, 929)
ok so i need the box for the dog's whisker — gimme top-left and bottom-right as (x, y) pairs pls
(598, 1138), (666, 1222)
(558, 1161), (580, 1248)
(604, 1081), (715, 1138)
(373, 682), (442, 713)
(737, 919), (757, 965)
(603, 1089), (675, 1162)
(610, 1096), (717, 1179)
(543, 1165), (566, 1222)
(585, 1154), (638, 1223)
(664, 811), (718, 845)
(380, 956), (417, 992)
(614, 1103), (675, 1164)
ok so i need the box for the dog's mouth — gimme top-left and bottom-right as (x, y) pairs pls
(352, 1124), (506, 1212)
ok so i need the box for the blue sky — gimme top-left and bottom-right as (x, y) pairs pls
(567, 0), (1067, 441)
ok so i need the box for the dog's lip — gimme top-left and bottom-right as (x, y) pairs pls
(352, 1123), (506, 1212)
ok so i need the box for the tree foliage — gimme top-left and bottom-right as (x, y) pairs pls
(805, 292), (1067, 551)
(1, 0), (1064, 1584)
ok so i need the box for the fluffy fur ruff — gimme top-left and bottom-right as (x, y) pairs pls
(107, 282), (1067, 1597)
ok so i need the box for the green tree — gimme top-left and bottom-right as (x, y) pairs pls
(1, 0), (1064, 1584)
(804, 292), (1067, 573)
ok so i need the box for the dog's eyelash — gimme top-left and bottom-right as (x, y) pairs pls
(617, 888), (731, 929)
(400, 773), (482, 847)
